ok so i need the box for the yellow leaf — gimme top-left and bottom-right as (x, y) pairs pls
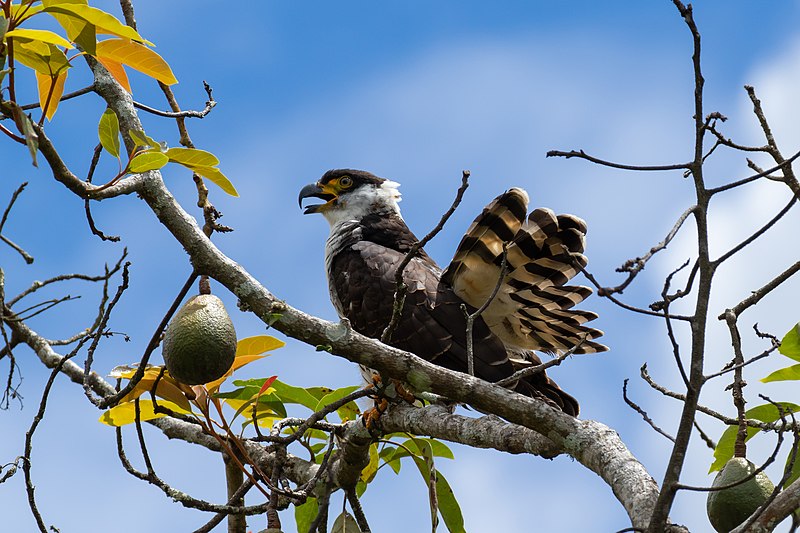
(95, 55), (131, 93)
(95, 38), (177, 85)
(166, 147), (219, 167)
(205, 354), (267, 393)
(237, 335), (285, 357)
(5, 28), (73, 49)
(10, 4), (43, 24)
(187, 165), (239, 197)
(35, 69), (67, 121)
(99, 399), (193, 427)
(43, 4), (152, 45)
(13, 39), (69, 75)
(129, 150), (168, 173)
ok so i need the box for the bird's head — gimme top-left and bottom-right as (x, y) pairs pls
(298, 169), (402, 226)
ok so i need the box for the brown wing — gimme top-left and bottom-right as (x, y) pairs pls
(442, 188), (608, 355)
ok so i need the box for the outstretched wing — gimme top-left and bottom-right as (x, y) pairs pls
(442, 188), (608, 355)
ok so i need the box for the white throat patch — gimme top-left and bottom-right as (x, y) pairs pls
(321, 180), (403, 228)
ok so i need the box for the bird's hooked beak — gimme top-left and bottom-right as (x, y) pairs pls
(298, 182), (337, 214)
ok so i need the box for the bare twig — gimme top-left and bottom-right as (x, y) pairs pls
(546, 149), (691, 172)
(493, 336), (585, 388)
(462, 242), (508, 376)
(601, 206), (697, 297)
(95, 271), (198, 409)
(623, 379), (675, 442)
(382, 170), (470, 342)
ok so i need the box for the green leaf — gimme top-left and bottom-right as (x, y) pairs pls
(356, 479), (368, 498)
(0, 16), (8, 42)
(710, 402), (800, 472)
(183, 164), (239, 197)
(98, 108), (120, 158)
(314, 385), (361, 420)
(331, 511), (362, 533)
(129, 150), (168, 173)
(779, 323), (800, 361)
(43, 4), (152, 45)
(436, 472), (466, 533)
(294, 497), (318, 533)
(5, 28), (73, 49)
(269, 379), (320, 411)
(166, 147), (220, 167)
(782, 445), (800, 490)
(128, 128), (160, 149)
(762, 363), (800, 383)
(379, 446), (402, 474)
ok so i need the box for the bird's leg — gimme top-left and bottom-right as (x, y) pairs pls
(361, 375), (417, 432)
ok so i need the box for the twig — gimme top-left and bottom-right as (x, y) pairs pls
(381, 170), (470, 342)
(0, 182), (33, 263)
(722, 311), (748, 458)
(133, 93), (216, 120)
(23, 348), (78, 532)
(95, 271), (198, 409)
(706, 147), (800, 195)
(18, 85), (95, 111)
(720, 260), (800, 319)
(462, 243), (508, 376)
(84, 143), (121, 242)
(693, 420), (717, 450)
(493, 336), (585, 388)
(346, 488), (371, 533)
(712, 196), (797, 267)
(545, 149), (691, 172)
(623, 379), (675, 443)
(82, 262), (131, 406)
(579, 263), (692, 321)
(601, 206), (698, 297)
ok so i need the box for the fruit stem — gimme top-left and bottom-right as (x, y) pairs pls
(199, 275), (211, 295)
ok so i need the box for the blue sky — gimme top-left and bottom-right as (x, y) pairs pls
(3, 1), (800, 532)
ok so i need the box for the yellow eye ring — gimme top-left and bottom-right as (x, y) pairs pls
(339, 176), (353, 188)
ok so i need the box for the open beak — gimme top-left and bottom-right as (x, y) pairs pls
(298, 182), (337, 214)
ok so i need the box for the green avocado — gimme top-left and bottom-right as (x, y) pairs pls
(162, 294), (237, 385)
(706, 457), (775, 532)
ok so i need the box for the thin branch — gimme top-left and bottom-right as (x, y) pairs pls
(95, 271), (198, 409)
(706, 147), (800, 195)
(133, 91), (216, 120)
(546, 149), (691, 171)
(623, 379), (675, 443)
(462, 242), (508, 376)
(719, 259), (800, 319)
(84, 143), (121, 242)
(382, 170), (470, 342)
(18, 85), (95, 111)
(712, 195), (797, 267)
(601, 206), (698, 297)
(0, 181), (34, 264)
(493, 336), (585, 388)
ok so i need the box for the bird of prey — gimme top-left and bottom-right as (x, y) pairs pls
(299, 169), (607, 416)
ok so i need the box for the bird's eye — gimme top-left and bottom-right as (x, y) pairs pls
(339, 176), (353, 188)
